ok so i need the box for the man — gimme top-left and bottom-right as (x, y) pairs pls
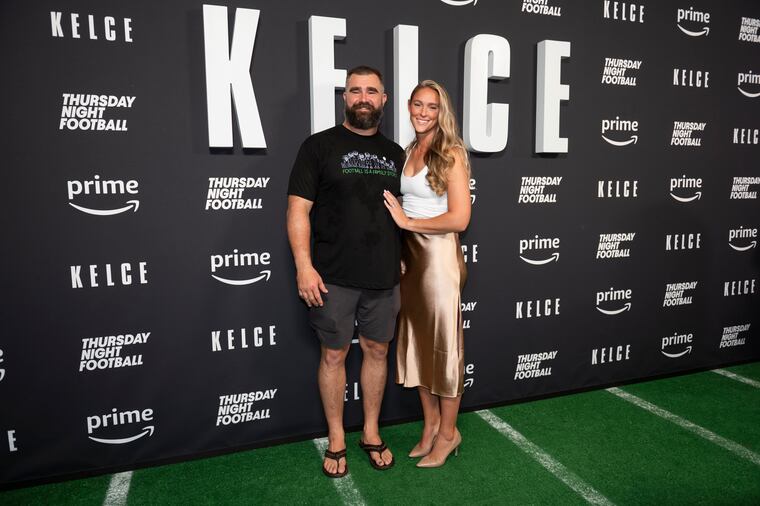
(286, 66), (404, 478)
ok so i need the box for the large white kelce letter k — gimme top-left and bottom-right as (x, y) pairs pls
(203, 5), (266, 148)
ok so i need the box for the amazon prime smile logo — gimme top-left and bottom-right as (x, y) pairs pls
(87, 408), (154, 444)
(440, 0), (477, 5)
(676, 7), (710, 37)
(670, 175), (702, 202)
(601, 117), (638, 146)
(661, 331), (693, 358)
(210, 249), (271, 285)
(67, 175), (139, 215)
(596, 287), (632, 315)
(738, 71), (760, 97)
(729, 226), (758, 251)
(519, 235), (560, 265)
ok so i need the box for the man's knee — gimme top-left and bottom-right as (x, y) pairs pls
(359, 337), (389, 361)
(321, 345), (350, 368)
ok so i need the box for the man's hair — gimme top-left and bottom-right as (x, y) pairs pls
(346, 65), (384, 86)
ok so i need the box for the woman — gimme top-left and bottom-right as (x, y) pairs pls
(383, 80), (471, 468)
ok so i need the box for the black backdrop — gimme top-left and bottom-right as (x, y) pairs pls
(1, 0), (759, 486)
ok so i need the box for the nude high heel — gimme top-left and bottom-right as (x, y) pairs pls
(408, 434), (437, 458)
(409, 423), (440, 458)
(416, 429), (461, 468)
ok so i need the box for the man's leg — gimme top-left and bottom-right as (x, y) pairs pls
(319, 343), (350, 474)
(358, 336), (393, 466)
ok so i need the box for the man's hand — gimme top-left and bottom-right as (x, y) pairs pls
(297, 265), (328, 307)
(287, 195), (326, 306)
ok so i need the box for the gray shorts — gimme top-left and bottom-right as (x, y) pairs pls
(309, 283), (401, 349)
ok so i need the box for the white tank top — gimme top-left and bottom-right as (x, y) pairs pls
(400, 166), (448, 219)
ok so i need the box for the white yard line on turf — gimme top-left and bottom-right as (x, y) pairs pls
(102, 471), (133, 506)
(476, 410), (615, 506)
(712, 368), (760, 389)
(313, 438), (366, 506)
(607, 387), (760, 467)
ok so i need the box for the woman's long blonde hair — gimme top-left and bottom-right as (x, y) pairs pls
(407, 80), (471, 196)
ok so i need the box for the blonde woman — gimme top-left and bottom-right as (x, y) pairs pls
(383, 80), (471, 468)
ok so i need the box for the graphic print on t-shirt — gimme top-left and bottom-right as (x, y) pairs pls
(341, 151), (399, 177)
(287, 125), (404, 288)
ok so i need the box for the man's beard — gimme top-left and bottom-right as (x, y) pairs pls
(345, 102), (383, 130)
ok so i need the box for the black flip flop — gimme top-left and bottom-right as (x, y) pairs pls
(358, 440), (395, 470)
(322, 448), (348, 478)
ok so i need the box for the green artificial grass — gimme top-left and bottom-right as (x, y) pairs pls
(624, 369), (760, 453)
(726, 363), (760, 383)
(342, 415), (587, 506)
(127, 439), (336, 505)
(0, 473), (111, 506)
(491, 387), (760, 505)
(1, 362), (758, 505)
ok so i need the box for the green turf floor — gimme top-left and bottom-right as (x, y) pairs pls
(2, 362), (759, 505)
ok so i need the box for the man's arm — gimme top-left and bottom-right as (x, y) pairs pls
(286, 195), (328, 307)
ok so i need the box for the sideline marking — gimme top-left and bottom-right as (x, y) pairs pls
(313, 438), (366, 506)
(607, 387), (760, 467)
(476, 410), (615, 506)
(712, 368), (760, 389)
(103, 471), (132, 506)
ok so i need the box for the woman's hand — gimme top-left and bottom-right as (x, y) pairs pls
(383, 190), (410, 230)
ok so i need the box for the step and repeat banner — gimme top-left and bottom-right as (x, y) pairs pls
(1, 0), (759, 486)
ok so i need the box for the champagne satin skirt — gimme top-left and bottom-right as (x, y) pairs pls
(395, 231), (467, 398)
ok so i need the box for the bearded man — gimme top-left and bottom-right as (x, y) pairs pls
(287, 65), (404, 478)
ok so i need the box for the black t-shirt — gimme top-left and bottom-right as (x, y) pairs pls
(288, 125), (405, 289)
